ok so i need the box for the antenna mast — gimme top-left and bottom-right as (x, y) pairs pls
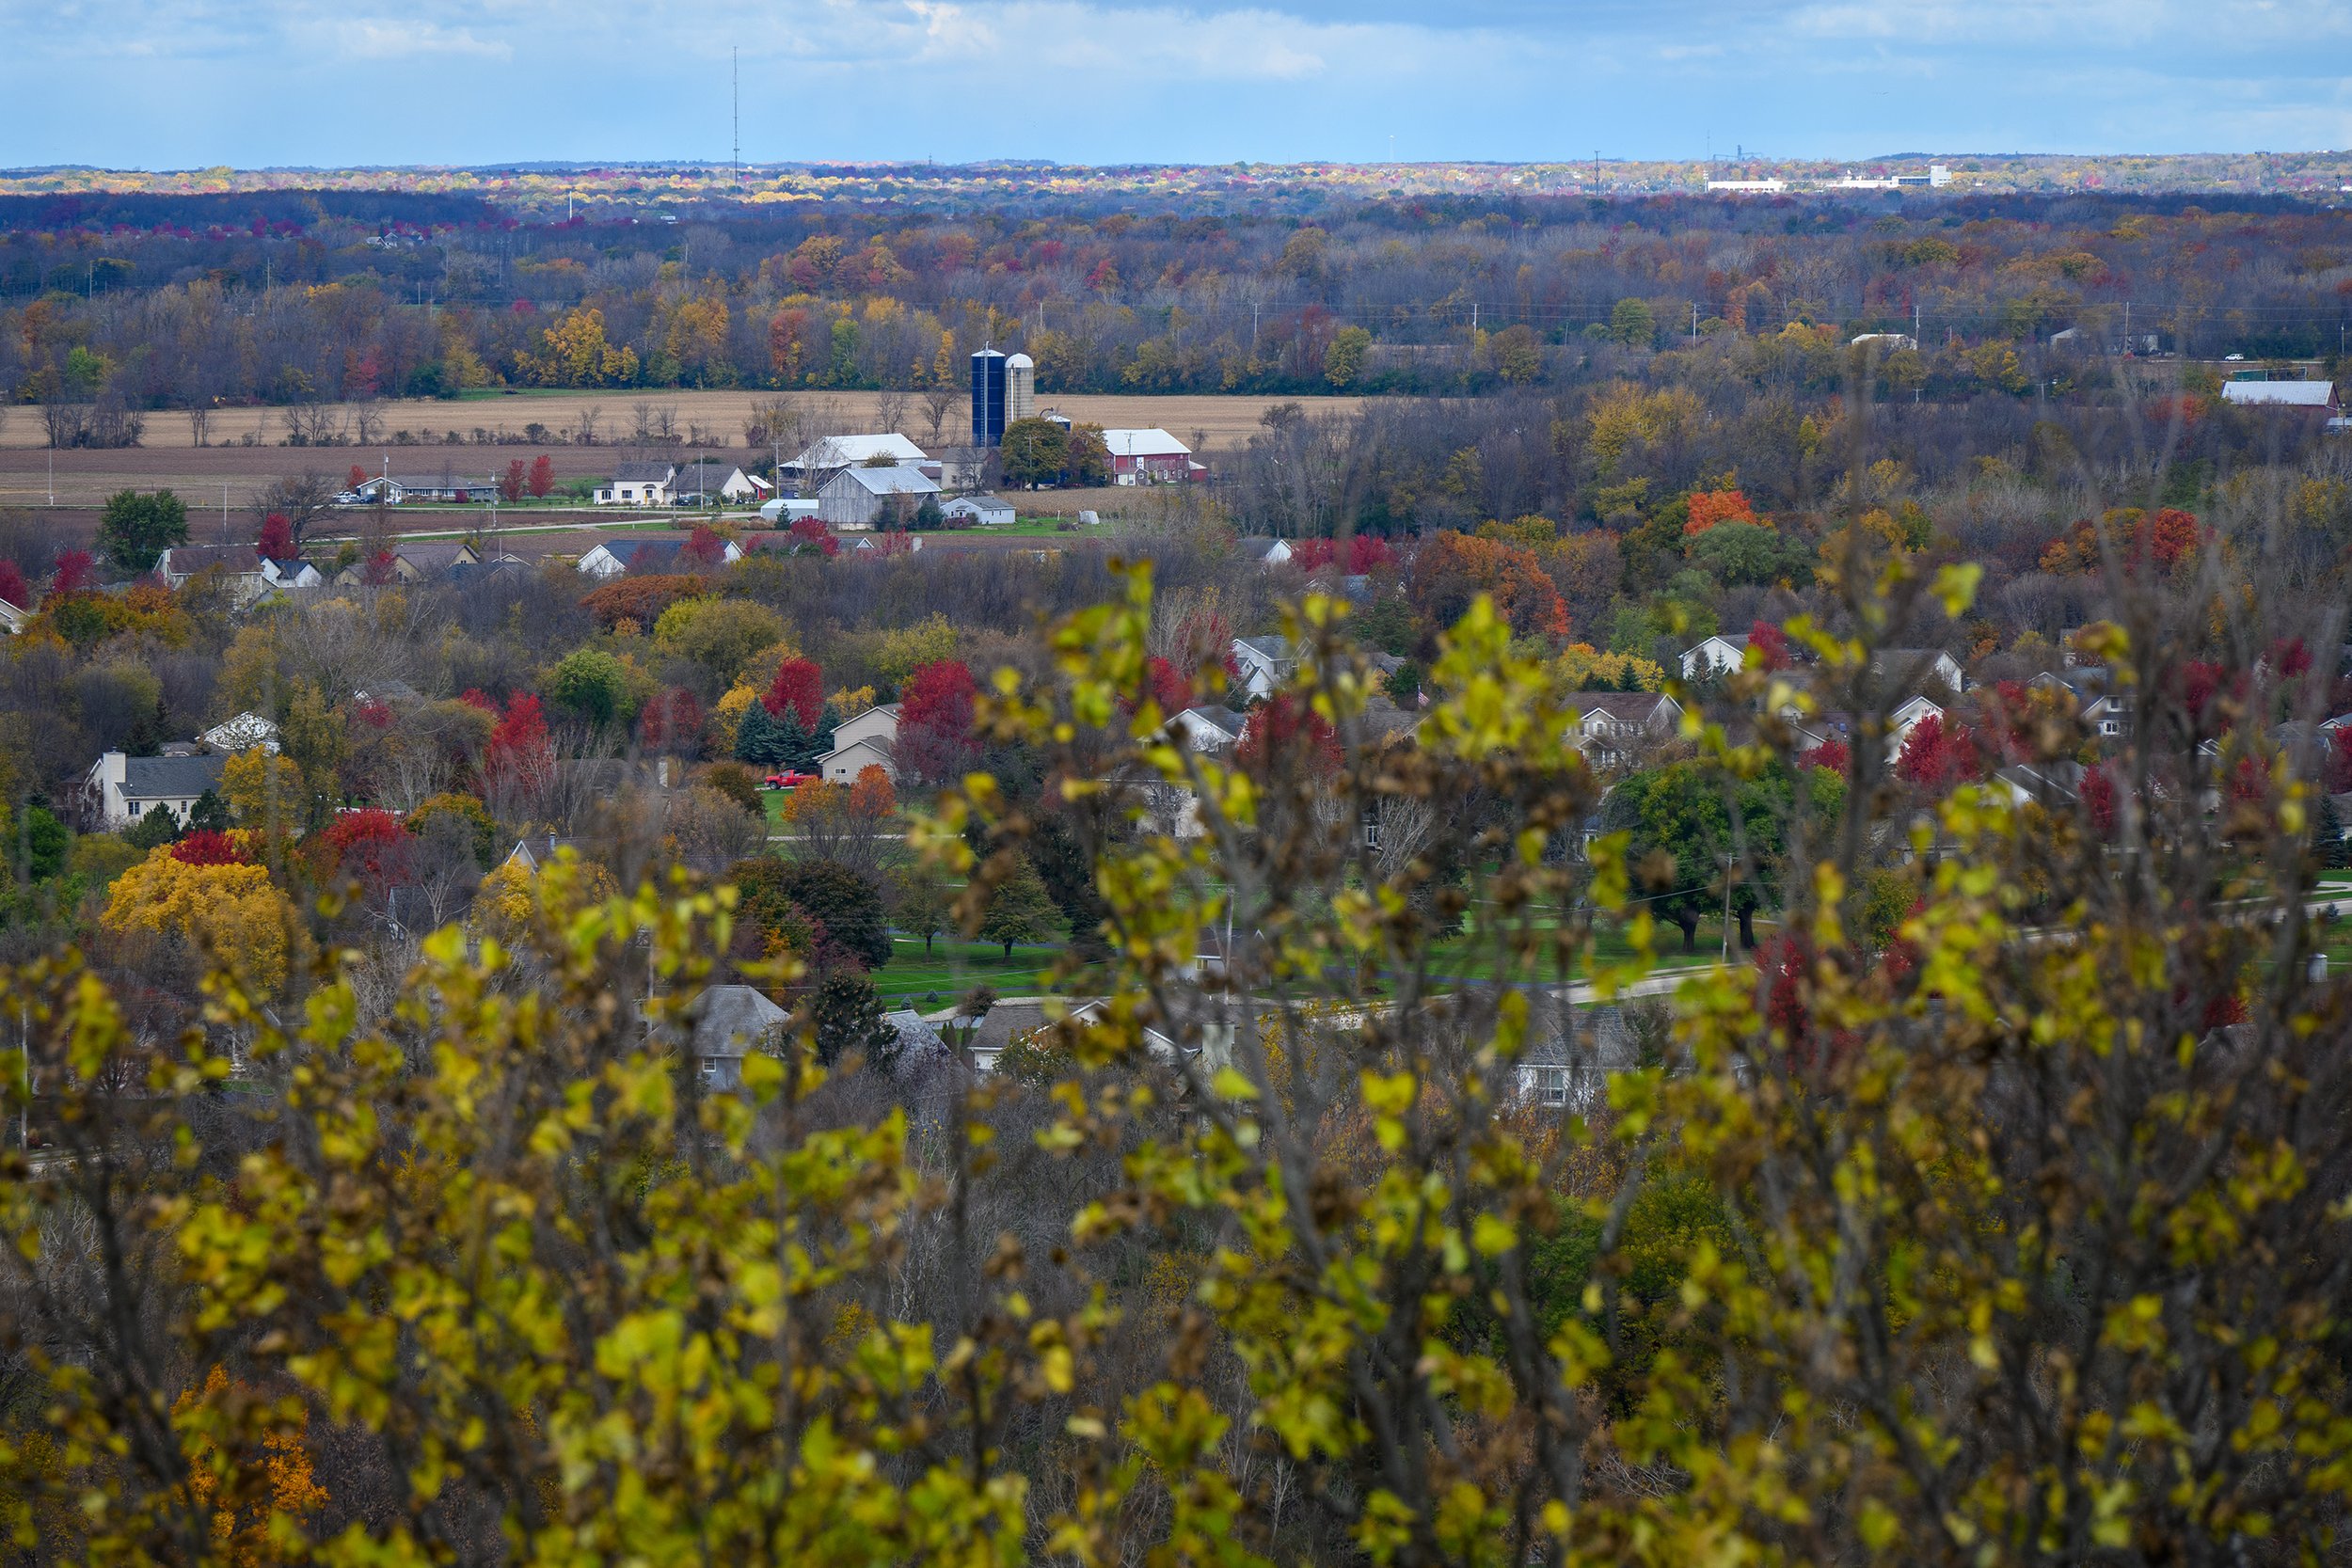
(732, 48), (740, 188)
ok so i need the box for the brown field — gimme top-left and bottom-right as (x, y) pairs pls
(0, 389), (1366, 511)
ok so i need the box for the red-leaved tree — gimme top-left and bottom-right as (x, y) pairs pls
(0, 559), (28, 610)
(51, 550), (96, 595)
(787, 515), (838, 558)
(257, 514), (295, 560)
(897, 659), (978, 784)
(500, 460), (527, 504)
(764, 658), (824, 728)
(1747, 620), (1791, 671)
(1234, 693), (1342, 779)
(348, 464), (368, 491)
(1894, 713), (1982, 795)
(637, 689), (706, 758)
(1798, 736), (1850, 776)
(484, 693), (555, 816)
(684, 525), (729, 567)
(528, 454), (555, 499)
(315, 809), (410, 891)
(169, 830), (247, 867)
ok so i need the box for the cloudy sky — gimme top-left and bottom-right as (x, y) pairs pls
(4, 0), (2348, 168)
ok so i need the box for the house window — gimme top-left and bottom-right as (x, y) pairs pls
(1535, 1068), (1571, 1107)
(2101, 721), (2119, 736)
(699, 1057), (723, 1085)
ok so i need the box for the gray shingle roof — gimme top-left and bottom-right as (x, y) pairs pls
(122, 753), (225, 800)
(611, 462), (678, 484)
(690, 986), (790, 1058)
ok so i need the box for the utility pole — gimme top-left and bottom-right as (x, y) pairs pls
(732, 47), (740, 188)
(1721, 857), (1734, 963)
(221, 483), (229, 543)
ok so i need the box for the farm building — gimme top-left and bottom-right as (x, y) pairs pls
(1101, 429), (1202, 484)
(786, 435), (929, 484)
(817, 465), (941, 530)
(2220, 380), (2336, 410)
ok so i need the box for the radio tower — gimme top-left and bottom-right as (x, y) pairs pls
(732, 48), (740, 188)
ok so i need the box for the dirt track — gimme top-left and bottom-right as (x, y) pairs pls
(0, 388), (1360, 510)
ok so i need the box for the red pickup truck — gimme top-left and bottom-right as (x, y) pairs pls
(763, 770), (818, 789)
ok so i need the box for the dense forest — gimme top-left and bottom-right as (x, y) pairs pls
(5, 189), (2350, 414)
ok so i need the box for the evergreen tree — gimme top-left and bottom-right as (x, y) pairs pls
(187, 789), (232, 834)
(808, 968), (899, 1070)
(734, 702), (787, 768)
(771, 705), (811, 771)
(2321, 794), (2350, 871)
(125, 695), (168, 758)
(125, 802), (181, 851)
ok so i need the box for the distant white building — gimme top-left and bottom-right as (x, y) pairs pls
(594, 463), (678, 506)
(200, 712), (280, 755)
(717, 467), (772, 502)
(1680, 635), (1751, 680)
(787, 435), (929, 483)
(942, 495), (1015, 527)
(1570, 693), (1682, 771)
(2221, 380), (2335, 410)
(1231, 636), (1295, 701)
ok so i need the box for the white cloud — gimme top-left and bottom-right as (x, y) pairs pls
(323, 19), (514, 59)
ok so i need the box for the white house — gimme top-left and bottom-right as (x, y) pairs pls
(1236, 538), (1294, 569)
(1515, 1006), (1640, 1110)
(817, 704), (901, 783)
(200, 711), (280, 754)
(85, 751), (226, 830)
(1887, 694), (1945, 759)
(0, 596), (25, 635)
(1570, 692), (1682, 770)
(1172, 707), (1250, 753)
(1679, 634), (1750, 680)
(942, 495), (1015, 527)
(1231, 636), (1295, 701)
(594, 462), (679, 506)
(717, 468), (773, 503)
(1101, 429), (1200, 484)
(575, 534), (743, 578)
(155, 545), (322, 600)
(1874, 647), (1964, 696)
(684, 985), (790, 1090)
(817, 464), (941, 530)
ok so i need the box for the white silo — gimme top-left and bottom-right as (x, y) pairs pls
(1006, 353), (1036, 423)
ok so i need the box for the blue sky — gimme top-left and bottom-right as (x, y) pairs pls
(3, 0), (2347, 168)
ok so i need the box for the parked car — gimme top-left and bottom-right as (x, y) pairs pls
(763, 770), (818, 789)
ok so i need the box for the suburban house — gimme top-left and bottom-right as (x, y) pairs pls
(0, 596), (25, 635)
(1887, 694), (1945, 758)
(921, 995), (1218, 1076)
(785, 435), (929, 485)
(85, 751), (226, 830)
(817, 704), (900, 783)
(1873, 646), (1965, 696)
(816, 464), (940, 530)
(154, 545), (322, 599)
(1231, 636), (1295, 701)
(2083, 692), (2133, 739)
(593, 462), (679, 506)
(199, 711), (280, 754)
(575, 534), (743, 578)
(1235, 538), (1294, 569)
(717, 467), (773, 503)
(334, 540), (480, 586)
(683, 985), (790, 1090)
(1172, 707), (1252, 753)
(1516, 1006), (1642, 1110)
(1101, 428), (1200, 484)
(504, 833), (581, 872)
(1680, 634), (1751, 679)
(941, 495), (1015, 527)
(2220, 380), (2336, 411)
(1570, 692), (1683, 770)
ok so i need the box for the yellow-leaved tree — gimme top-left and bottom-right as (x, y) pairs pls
(101, 844), (295, 994)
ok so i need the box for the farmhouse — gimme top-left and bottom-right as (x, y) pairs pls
(941, 495), (1015, 527)
(817, 465), (940, 530)
(594, 463), (679, 506)
(1100, 428), (1200, 484)
(85, 751), (226, 830)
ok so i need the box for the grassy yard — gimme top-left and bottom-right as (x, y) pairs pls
(869, 937), (1061, 1008)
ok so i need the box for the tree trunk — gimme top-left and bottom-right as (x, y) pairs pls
(1739, 905), (1756, 949)
(1672, 911), (1699, 952)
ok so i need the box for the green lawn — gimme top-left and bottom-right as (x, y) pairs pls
(870, 937), (1060, 1007)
